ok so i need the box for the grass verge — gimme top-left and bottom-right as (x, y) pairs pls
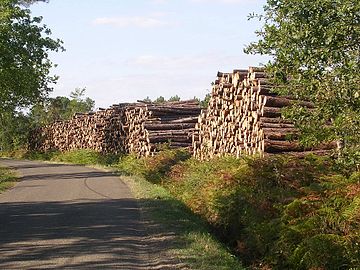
(120, 174), (244, 270)
(116, 149), (360, 270)
(0, 165), (18, 193)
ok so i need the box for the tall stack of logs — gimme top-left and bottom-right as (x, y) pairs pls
(29, 100), (201, 157)
(122, 100), (201, 157)
(193, 67), (334, 160)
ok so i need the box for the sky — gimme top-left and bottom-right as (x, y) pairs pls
(30, 0), (269, 109)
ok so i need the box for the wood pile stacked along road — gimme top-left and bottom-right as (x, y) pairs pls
(29, 100), (201, 157)
(193, 67), (335, 160)
(29, 104), (130, 154)
(123, 100), (201, 157)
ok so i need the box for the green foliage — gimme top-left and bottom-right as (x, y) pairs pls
(0, 0), (63, 150)
(29, 88), (95, 126)
(116, 149), (191, 183)
(0, 89), (94, 150)
(200, 93), (211, 108)
(278, 172), (360, 269)
(0, 149), (121, 166)
(194, 93), (211, 108)
(141, 95), (182, 104)
(117, 150), (360, 269)
(116, 154), (147, 176)
(154, 96), (166, 104)
(50, 149), (120, 166)
(18, 0), (49, 6)
(0, 165), (17, 192)
(141, 96), (152, 103)
(6, 147), (359, 268)
(168, 95), (181, 102)
(245, 0), (360, 169)
(0, 0), (63, 113)
(120, 172), (245, 270)
(23, 149), (59, 160)
(0, 111), (31, 151)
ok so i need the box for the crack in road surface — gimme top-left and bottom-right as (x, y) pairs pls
(0, 159), (182, 269)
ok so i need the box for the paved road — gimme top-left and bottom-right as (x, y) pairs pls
(0, 159), (155, 269)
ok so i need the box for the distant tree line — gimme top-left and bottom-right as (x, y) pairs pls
(140, 93), (211, 108)
(0, 88), (95, 151)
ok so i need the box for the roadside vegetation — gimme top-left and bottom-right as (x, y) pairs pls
(0, 166), (17, 193)
(116, 149), (360, 269)
(0, 149), (244, 270)
(2, 148), (359, 269)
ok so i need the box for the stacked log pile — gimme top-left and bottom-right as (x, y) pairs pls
(29, 100), (201, 157)
(122, 100), (201, 157)
(29, 104), (130, 154)
(193, 67), (334, 160)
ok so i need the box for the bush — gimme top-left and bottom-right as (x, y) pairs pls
(117, 150), (360, 269)
(50, 149), (121, 166)
(0, 166), (17, 192)
(0, 148), (122, 166)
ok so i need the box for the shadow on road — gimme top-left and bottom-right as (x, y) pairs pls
(19, 171), (114, 181)
(0, 160), (207, 269)
(0, 199), (186, 269)
(1, 161), (73, 170)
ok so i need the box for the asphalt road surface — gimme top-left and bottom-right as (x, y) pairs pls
(0, 159), (170, 270)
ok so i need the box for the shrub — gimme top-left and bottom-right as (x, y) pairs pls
(50, 149), (120, 166)
(117, 149), (360, 269)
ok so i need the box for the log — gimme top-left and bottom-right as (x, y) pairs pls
(264, 96), (314, 108)
(264, 140), (304, 152)
(260, 122), (295, 129)
(144, 123), (195, 130)
(262, 107), (282, 117)
(260, 117), (293, 124)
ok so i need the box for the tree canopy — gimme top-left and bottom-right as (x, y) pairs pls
(0, 0), (63, 114)
(245, 0), (360, 166)
(0, 88), (94, 150)
(30, 88), (95, 126)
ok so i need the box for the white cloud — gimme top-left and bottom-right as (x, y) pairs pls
(93, 16), (169, 28)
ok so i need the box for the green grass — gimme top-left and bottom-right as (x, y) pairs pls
(0, 149), (121, 166)
(0, 166), (18, 193)
(120, 174), (245, 270)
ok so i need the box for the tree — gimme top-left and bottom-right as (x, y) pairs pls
(168, 95), (181, 102)
(0, 0), (63, 150)
(68, 87), (95, 117)
(30, 88), (95, 126)
(18, 0), (49, 6)
(0, 0), (63, 114)
(154, 96), (166, 104)
(245, 0), (360, 166)
(0, 110), (31, 151)
(141, 96), (152, 103)
(200, 93), (211, 108)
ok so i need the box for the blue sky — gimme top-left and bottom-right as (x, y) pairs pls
(30, 0), (268, 108)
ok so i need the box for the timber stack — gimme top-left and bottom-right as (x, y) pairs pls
(29, 100), (201, 157)
(193, 67), (334, 160)
(29, 104), (130, 154)
(122, 100), (201, 157)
